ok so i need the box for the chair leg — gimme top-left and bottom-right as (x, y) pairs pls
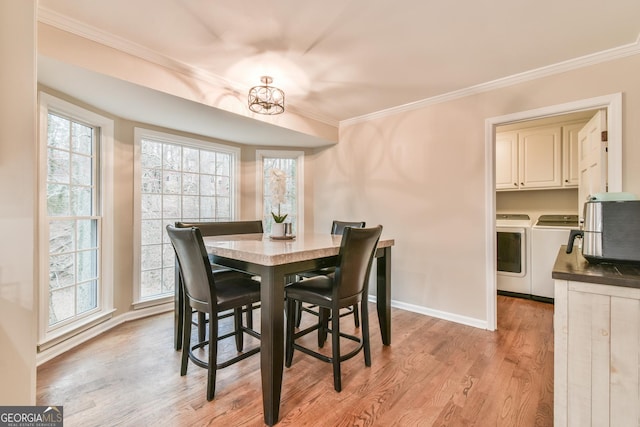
(362, 302), (371, 367)
(318, 307), (330, 348)
(181, 304), (192, 376)
(294, 301), (302, 327)
(285, 297), (296, 367)
(352, 303), (360, 327)
(246, 303), (253, 329)
(332, 307), (342, 392)
(198, 312), (207, 343)
(207, 313), (218, 401)
(175, 271), (184, 351)
(234, 307), (244, 352)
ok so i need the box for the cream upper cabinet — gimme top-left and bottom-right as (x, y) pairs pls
(496, 131), (518, 190)
(519, 125), (562, 189)
(496, 125), (562, 191)
(562, 121), (588, 188)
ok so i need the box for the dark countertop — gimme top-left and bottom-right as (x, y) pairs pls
(552, 245), (640, 289)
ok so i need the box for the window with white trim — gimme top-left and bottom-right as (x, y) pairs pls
(257, 150), (304, 235)
(133, 128), (240, 304)
(38, 93), (114, 347)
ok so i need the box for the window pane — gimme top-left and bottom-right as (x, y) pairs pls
(72, 122), (93, 155)
(163, 144), (181, 171)
(49, 287), (75, 325)
(49, 220), (74, 254)
(77, 249), (98, 282)
(163, 195), (181, 219)
(77, 280), (98, 314)
(141, 194), (162, 219)
(47, 183), (70, 216)
(47, 114), (70, 150)
(77, 219), (97, 250)
(183, 195), (199, 218)
(141, 140), (162, 168)
(200, 175), (215, 196)
(141, 269), (162, 297)
(141, 244), (162, 270)
(141, 168), (162, 193)
(49, 253), (75, 289)
(163, 171), (181, 194)
(216, 197), (230, 219)
(200, 150), (216, 174)
(216, 176), (230, 197)
(182, 173), (199, 195)
(71, 154), (92, 186)
(71, 186), (92, 216)
(162, 267), (175, 293)
(47, 148), (69, 183)
(200, 196), (215, 218)
(141, 220), (163, 245)
(183, 147), (199, 172)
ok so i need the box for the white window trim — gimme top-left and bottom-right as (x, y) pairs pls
(132, 127), (241, 306)
(256, 150), (305, 235)
(37, 92), (115, 348)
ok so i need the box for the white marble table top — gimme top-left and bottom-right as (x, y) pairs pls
(203, 233), (395, 266)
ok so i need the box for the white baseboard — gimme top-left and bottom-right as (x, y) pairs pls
(367, 295), (488, 330)
(36, 302), (174, 366)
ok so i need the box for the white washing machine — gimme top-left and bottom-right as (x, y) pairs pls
(496, 214), (532, 296)
(531, 214), (579, 301)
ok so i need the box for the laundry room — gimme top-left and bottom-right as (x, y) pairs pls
(495, 109), (602, 302)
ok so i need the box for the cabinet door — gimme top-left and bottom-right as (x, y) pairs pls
(519, 126), (562, 189)
(496, 132), (518, 190)
(562, 123), (585, 188)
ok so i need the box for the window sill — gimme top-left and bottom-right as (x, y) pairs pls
(38, 308), (116, 352)
(132, 295), (174, 310)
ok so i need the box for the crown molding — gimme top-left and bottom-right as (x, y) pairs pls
(36, 6), (339, 128)
(341, 34), (640, 126)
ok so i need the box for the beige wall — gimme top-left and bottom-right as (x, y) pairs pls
(314, 53), (640, 323)
(0, 0), (37, 404)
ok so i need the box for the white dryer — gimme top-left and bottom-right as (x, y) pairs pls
(531, 214), (579, 301)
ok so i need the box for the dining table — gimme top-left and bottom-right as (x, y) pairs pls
(201, 231), (394, 426)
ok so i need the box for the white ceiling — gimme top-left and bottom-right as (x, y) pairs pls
(37, 0), (640, 145)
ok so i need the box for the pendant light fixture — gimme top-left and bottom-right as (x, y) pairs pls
(248, 76), (285, 115)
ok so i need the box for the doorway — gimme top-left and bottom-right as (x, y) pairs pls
(484, 93), (623, 330)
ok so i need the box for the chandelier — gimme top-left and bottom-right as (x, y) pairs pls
(248, 76), (285, 115)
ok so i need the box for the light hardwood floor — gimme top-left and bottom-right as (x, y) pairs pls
(37, 296), (554, 426)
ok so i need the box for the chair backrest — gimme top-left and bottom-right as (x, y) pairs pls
(175, 220), (263, 236)
(331, 220), (366, 235)
(334, 225), (383, 300)
(166, 225), (216, 310)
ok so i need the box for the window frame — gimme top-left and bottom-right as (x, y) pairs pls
(37, 92), (115, 349)
(256, 150), (305, 235)
(132, 128), (241, 307)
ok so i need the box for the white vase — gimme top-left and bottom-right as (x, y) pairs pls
(271, 222), (285, 237)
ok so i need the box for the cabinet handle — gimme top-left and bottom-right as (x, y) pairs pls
(565, 179), (569, 183)
(520, 182), (524, 186)
(513, 183), (518, 186)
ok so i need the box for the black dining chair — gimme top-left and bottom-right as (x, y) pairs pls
(285, 225), (383, 392)
(174, 220), (263, 350)
(167, 225), (261, 401)
(295, 220), (366, 330)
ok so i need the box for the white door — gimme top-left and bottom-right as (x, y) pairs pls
(578, 110), (608, 219)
